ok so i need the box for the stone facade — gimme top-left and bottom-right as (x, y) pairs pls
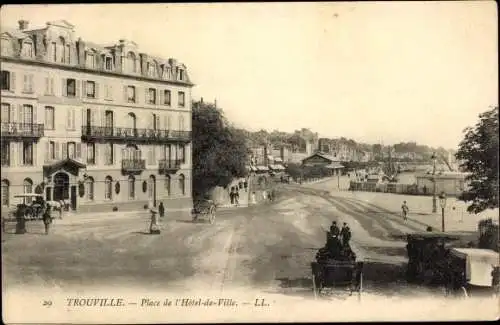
(1, 20), (194, 214)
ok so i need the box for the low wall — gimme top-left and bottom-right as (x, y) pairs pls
(348, 181), (461, 197)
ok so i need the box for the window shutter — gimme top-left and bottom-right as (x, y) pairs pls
(101, 110), (106, 127)
(95, 82), (99, 98)
(17, 104), (23, 124)
(82, 108), (87, 126)
(76, 80), (81, 97)
(10, 104), (17, 123)
(163, 115), (168, 130)
(18, 143), (23, 166)
(136, 87), (140, 103)
(95, 144), (100, 164)
(156, 88), (160, 104)
(10, 72), (16, 91)
(32, 142), (37, 165)
(145, 87), (148, 104)
(156, 115), (160, 130)
(10, 142), (17, 167)
(62, 142), (67, 159)
(113, 144), (117, 165)
(66, 110), (71, 129)
(76, 143), (81, 160)
(81, 143), (87, 162)
(72, 109), (76, 129)
(50, 77), (54, 95)
(33, 106), (37, 124)
(45, 77), (50, 95)
(82, 81), (87, 97)
(159, 145), (165, 160)
(159, 90), (164, 105)
(108, 85), (113, 100)
(152, 146), (156, 164)
(29, 75), (34, 93)
(123, 85), (128, 102)
(91, 109), (97, 126)
(121, 148), (127, 161)
(62, 78), (67, 96)
(55, 142), (60, 160)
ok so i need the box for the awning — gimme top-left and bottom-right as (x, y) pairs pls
(450, 248), (499, 286)
(325, 162), (344, 169)
(43, 158), (86, 175)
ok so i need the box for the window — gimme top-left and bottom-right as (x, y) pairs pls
(152, 114), (158, 130)
(163, 90), (171, 105)
(49, 141), (55, 160)
(67, 142), (76, 159)
(0, 71), (10, 90)
(58, 37), (66, 63)
(178, 91), (185, 107)
(23, 178), (33, 204)
(65, 44), (71, 64)
(178, 144), (185, 163)
(87, 143), (95, 164)
(104, 176), (112, 200)
(128, 176), (135, 199)
(179, 174), (185, 195)
(179, 69), (184, 81)
(1, 103), (11, 123)
(44, 106), (55, 130)
(1, 142), (9, 166)
(164, 175), (171, 196)
(148, 88), (156, 104)
(45, 76), (55, 95)
(104, 84), (113, 100)
(22, 74), (34, 93)
(66, 79), (76, 97)
(51, 42), (57, 62)
(86, 81), (96, 98)
(1, 179), (9, 206)
(23, 105), (33, 124)
(127, 86), (136, 103)
(86, 53), (95, 68)
(22, 42), (33, 58)
(22, 142), (33, 166)
(86, 177), (94, 201)
(104, 143), (114, 165)
(105, 57), (113, 70)
(127, 52), (136, 73)
(148, 62), (156, 77)
(178, 115), (185, 131)
(1, 38), (12, 56)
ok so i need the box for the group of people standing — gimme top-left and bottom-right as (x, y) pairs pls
(316, 221), (355, 262)
(230, 187), (240, 206)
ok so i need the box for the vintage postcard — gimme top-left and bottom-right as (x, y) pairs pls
(1, 2), (498, 323)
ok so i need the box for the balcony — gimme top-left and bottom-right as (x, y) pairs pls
(122, 159), (146, 174)
(81, 126), (191, 143)
(159, 159), (181, 173)
(1, 123), (44, 139)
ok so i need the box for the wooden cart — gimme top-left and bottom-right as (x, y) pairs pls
(191, 199), (216, 224)
(311, 260), (364, 299)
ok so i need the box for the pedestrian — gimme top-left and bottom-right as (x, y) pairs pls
(401, 201), (409, 221)
(330, 221), (340, 237)
(158, 202), (165, 218)
(244, 180), (248, 192)
(149, 208), (160, 234)
(42, 206), (53, 235)
(250, 191), (256, 205)
(262, 190), (267, 201)
(230, 187), (235, 205)
(235, 188), (240, 206)
(340, 222), (351, 246)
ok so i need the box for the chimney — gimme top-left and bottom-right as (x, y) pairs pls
(214, 99), (217, 108)
(18, 20), (29, 31)
(200, 97), (203, 103)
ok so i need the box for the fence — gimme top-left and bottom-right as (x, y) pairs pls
(348, 181), (459, 197)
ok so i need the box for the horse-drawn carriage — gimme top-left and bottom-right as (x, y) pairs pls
(311, 230), (363, 298)
(191, 199), (216, 224)
(2, 194), (46, 233)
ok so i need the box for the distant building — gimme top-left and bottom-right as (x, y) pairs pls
(416, 172), (469, 196)
(301, 152), (344, 176)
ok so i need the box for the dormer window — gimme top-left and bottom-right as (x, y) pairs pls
(86, 52), (95, 69)
(21, 41), (33, 58)
(148, 62), (156, 77)
(178, 69), (184, 81)
(1, 38), (12, 56)
(105, 57), (113, 71)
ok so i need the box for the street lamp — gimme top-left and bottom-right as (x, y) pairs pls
(439, 191), (447, 232)
(431, 153), (437, 213)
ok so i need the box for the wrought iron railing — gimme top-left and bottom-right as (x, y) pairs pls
(159, 159), (181, 171)
(121, 159), (146, 171)
(81, 126), (191, 142)
(1, 123), (45, 137)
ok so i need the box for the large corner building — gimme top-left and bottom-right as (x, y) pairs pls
(1, 20), (194, 213)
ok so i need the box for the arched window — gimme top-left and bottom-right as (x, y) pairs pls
(23, 178), (33, 204)
(127, 112), (137, 129)
(122, 144), (141, 161)
(164, 175), (171, 196)
(178, 174), (185, 196)
(86, 177), (94, 201)
(127, 52), (136, 73)
(1, 179), (9, 206)
(128, 175), (135, 199)
(104, 176), (113, 200)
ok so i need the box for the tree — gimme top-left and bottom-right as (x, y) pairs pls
(192, 100), (249, 198)
(455, 106), (499, 214)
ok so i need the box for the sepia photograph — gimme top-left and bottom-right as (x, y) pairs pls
(1, 2), (498, 323)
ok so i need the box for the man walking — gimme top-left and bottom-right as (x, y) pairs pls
(158, 202), (165, 218)
(401, 201), (409, 221)
(42, 206), (53, 235)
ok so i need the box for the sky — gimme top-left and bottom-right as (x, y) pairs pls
(1, 2), (497, 149)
